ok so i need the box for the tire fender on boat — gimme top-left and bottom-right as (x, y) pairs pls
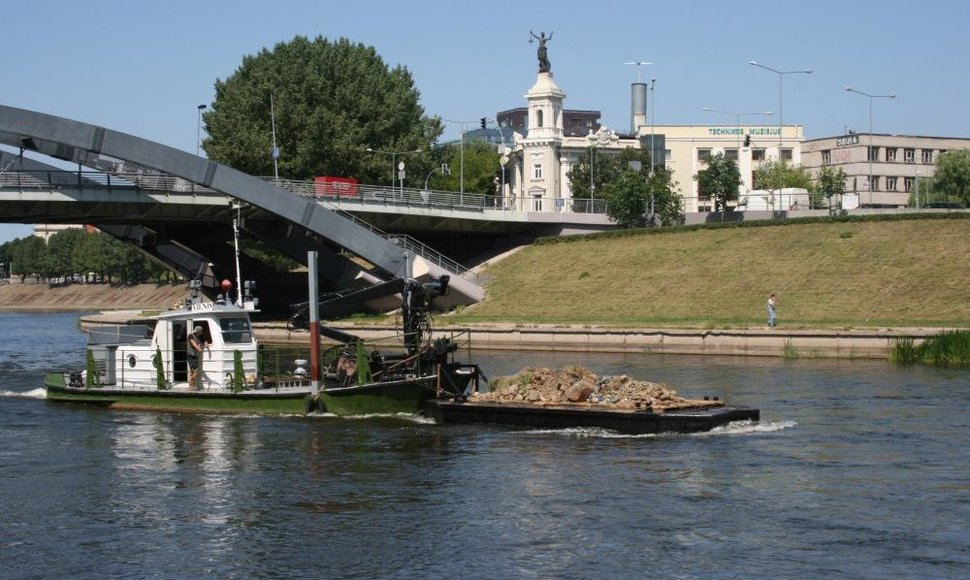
(304, 395), (324, 414)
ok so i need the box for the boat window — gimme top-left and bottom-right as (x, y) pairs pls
(220, 317), (253, 343)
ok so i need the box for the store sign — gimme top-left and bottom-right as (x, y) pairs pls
(836, 135), (860, 147)
(708, 127), (781, 136)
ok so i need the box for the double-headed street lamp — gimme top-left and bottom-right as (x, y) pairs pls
(845, 87), (896, 208)
(748, 61), (812, 163)
(366, 147), (422, 191)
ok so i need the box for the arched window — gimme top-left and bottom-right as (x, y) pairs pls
(537, 110), (544, 127)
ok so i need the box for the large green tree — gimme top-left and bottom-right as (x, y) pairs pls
(202, 36), (442, 184)
(932, 149), (970, 205)
(695, 153), (741, 212)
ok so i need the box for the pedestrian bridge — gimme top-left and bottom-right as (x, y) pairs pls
(0, 104), (489, 311)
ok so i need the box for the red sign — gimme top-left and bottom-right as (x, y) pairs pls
(314, 176), (359, 196)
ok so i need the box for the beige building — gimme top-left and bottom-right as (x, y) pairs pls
(634, 123), (805, 212)
(800, 133), (970, 207)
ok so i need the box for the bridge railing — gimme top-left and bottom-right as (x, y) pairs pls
(267, 178), (476, 280)
(0, 169), (212, 193)
(268, 177), (611, 215)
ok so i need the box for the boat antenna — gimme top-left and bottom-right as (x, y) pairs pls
(232, 203), (243, 307)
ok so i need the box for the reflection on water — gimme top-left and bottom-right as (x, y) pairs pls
(1, 313), (969, 577)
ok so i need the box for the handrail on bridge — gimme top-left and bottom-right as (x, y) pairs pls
(271, 176), (611, 215)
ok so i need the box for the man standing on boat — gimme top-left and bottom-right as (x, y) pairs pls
(188, 325), (209, 389)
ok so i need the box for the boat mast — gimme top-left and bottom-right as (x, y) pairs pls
(307, 250), (320, 393)
(233, 204), (243, 307)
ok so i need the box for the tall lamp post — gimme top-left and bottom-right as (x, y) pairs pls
(196, 104), (206, 156)
(443, 119), (476, 194)
(366, 147), (422, 191)
(587, 133), (597, 211)
(748, 61), (812, 164)
(649, 77), (656, 175)
(845, 87), (895, 208)
(915, 170), (922, 209)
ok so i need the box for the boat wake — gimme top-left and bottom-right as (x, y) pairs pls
(0, 387), (48, 400)
(694, 419), (797, 436)
(304, 411), (435, 424)
(518, 419), (796, 439)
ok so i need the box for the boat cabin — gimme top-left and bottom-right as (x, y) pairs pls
(85, 302), (259, 391)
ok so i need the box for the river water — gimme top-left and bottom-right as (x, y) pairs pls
(1, 312), (968, 578)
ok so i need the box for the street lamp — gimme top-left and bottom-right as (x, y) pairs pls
(366, 147), (422, 191)
(649, 77), (656, 176)
(196, 104), (206, 156)
(748, 61), (812, 163)
(915, 170), (923, 209)
(587, 132), (597, 209)
(845, 86), (896, 208)
(443, 119), (477, 194)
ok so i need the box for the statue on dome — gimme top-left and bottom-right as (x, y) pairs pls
(530, 30), (553, 73)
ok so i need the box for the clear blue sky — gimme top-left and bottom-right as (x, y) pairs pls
(2, 0), (968, 243)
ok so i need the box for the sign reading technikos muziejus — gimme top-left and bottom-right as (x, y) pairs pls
(708, 127), (782, 136)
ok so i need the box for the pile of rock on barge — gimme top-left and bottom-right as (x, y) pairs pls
(425, 365), (760, 435)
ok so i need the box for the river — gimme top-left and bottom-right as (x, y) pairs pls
(1, 312), (968, 578)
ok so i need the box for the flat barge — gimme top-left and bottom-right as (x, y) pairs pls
(424, 399), (760, 435)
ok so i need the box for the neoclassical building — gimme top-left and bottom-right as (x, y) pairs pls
(502, 68), (806, 213)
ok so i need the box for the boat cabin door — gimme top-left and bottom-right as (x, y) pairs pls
(154, 320), (188, 382)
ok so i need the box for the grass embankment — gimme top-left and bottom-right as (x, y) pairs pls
(451, 215), (970, 329)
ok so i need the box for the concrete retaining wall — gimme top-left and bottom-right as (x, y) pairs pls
(255, 322), (945, 359)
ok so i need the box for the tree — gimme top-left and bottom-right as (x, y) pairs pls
(11, 235), (45, 281)
(602, 170), (650, 228)
(753, 160), (814, 191)
(752, 160), (816, 209)
(203, 36), (443, 184)
(600, 162), (683, 228)
(566, 146), (624, 201)
(427, 141), (501, 196)
(815, 166), (847, 210)
(695, 153), (741, 213)
(646, 167), (686, 226)
(932, 149), (970, 206)
(44, 228), (87, 279)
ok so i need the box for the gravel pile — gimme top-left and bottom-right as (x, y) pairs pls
(474, 365), (721, 411)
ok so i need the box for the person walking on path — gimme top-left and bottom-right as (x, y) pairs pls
(767, 293), (778, 327)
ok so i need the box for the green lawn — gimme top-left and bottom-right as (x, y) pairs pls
(449, 215), (970, 329)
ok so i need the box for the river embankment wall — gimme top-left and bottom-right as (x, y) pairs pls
(252, 321), (941, 359)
